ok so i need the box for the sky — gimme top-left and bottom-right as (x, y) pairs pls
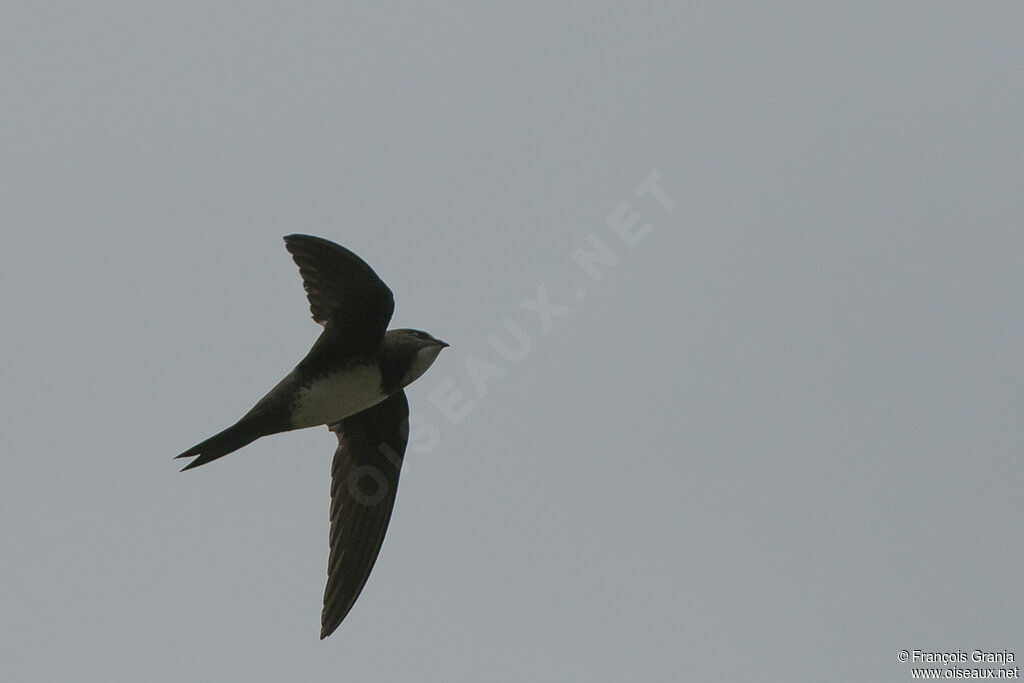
(1, 3), (1021, 681)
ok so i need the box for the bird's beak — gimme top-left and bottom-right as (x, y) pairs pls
(436, 339), (449, 348)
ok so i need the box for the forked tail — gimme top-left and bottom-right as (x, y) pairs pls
(175, 419), (264, 471)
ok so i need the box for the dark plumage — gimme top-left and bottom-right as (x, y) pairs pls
(174, 234), (447, 638)
(322, 389), (409, 639)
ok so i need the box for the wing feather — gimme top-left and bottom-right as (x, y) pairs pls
(320, 390), (409, 639)
(283, 234), (395, 355)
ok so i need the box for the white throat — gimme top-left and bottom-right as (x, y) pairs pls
(403, 345), (443, 387)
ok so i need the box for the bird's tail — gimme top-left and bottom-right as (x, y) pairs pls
(175, 418), (265, 471)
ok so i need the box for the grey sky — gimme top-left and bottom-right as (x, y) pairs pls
(1, 3), (1021, 681)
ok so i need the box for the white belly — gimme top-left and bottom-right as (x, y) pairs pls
(289, 364), (387, 429)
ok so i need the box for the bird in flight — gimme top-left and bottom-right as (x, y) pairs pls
(175, 234), (448, 639)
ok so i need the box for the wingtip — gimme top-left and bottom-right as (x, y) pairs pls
(283, 233), (318, 247)
(321, 616), (342, 639)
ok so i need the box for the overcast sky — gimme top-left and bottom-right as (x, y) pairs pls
(2, 3), (1021, 681)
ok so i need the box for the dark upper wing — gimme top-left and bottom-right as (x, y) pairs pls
(321, 390), (409, 639)
(283, 234), (395, 355)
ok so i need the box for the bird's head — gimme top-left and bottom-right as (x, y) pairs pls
(386, 328), (449, 387)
